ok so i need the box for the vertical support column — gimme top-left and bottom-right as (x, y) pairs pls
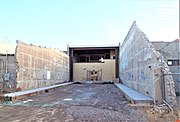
(119, 43), (121, 81)
(100, 69), (102, 81)
(115, 48), (119, 78)
(70, 48), (73, 81)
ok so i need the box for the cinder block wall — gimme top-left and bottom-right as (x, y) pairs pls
(120, 22), (176, 106)
(15, 41), (69, 91)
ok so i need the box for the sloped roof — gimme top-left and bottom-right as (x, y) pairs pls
(173, 38), (180, 42)
(0, 41), (16, 54)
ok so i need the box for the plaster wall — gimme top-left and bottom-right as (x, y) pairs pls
(73, 59), (115, 81)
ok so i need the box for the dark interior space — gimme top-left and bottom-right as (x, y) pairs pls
(73, 49), (114, 63)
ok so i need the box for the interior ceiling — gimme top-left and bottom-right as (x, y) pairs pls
(74, 49), (113, 55)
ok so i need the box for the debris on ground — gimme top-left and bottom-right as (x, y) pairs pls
(0, 84), (178, 122)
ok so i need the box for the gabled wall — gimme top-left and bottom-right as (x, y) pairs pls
(120, 21), (176, 106)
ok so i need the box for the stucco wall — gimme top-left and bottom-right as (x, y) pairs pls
(120, 22), (176, 105)
(73, 59), (115, 81)
(15, 41), (69, 91)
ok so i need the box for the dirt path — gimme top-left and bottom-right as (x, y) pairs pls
(0, 83), (176, 122)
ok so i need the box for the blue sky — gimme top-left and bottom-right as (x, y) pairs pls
(0, 0), (179, 50)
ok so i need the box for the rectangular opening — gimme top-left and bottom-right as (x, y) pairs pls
(167, 59), (179, 66)
(73, 49), (116, 63)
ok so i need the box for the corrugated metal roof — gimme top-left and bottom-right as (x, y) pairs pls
(0, 41), (16, 54)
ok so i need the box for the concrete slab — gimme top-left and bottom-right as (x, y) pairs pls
(114, 83), (153, 105)
(1, 82), (73, 101)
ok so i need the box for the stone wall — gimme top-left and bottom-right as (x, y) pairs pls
(15, 41), (69, 91)
(120, 21), (176, 106)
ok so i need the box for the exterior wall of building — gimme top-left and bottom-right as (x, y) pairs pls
(151, 41), (180, 94)
(151, 41), (179, 59)
(15, 41), (69, 91)
(169, 66), (180, 94)
(73, 59), (115, 81)
(69, 46), (119, 81)
(0, 55), (17, 92)
(120, 22), (176, 106)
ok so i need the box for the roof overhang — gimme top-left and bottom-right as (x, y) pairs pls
(69, 45), (119, 50)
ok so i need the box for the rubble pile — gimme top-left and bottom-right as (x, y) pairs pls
(146, 104), (170, 116)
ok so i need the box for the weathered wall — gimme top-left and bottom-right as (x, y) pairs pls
(151, 41), (179, 60)
(120, 22), (176, 106)
(73, 59), (115, 81)
(169, 66), (180, 94)
(151, 41), (180, 94)
(0, 41), (17, 93)
(0, 55), (17, 92)
(15, 41), (69, 91)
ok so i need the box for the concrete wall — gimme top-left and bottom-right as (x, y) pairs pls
(120, 22), (176, 106)
(73, 59), (115, 81)
(151, 41), (179, 60)
(15, 41), (69, 91)
(0, 55), (17, 92)
(169, 66), (180, 94)
(151, 41), (180, 94)
(0, 41), (17, 92)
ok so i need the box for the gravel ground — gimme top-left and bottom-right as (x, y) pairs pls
(177, 96), (180, 120)
(0, 83), (177, 122)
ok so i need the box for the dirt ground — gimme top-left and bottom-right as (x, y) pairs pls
(0, 83), (178, 122)
(176, 96), (180, 120)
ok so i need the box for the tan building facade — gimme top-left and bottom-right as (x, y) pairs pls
(73, 59), (115, 81)
(68, 46), (119, 82)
